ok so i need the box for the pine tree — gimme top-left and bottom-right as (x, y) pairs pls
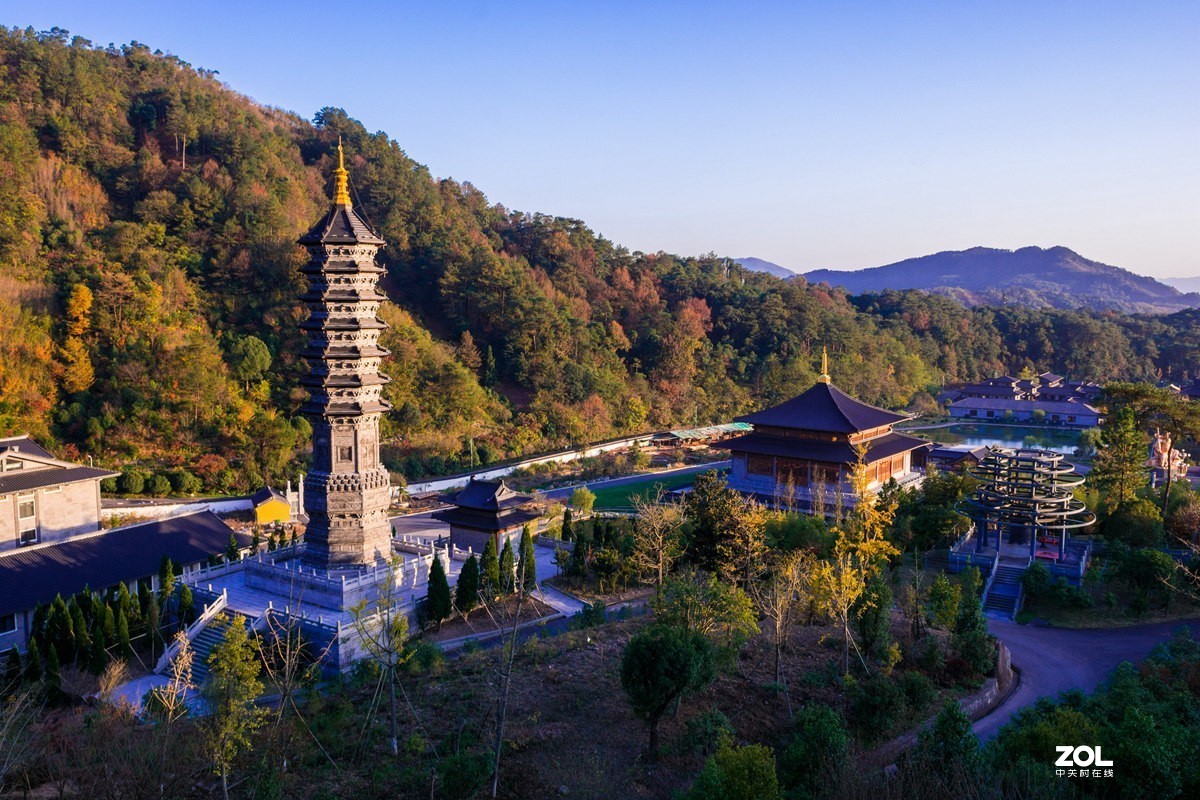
(482, 345), (497, 388)
(456, 554), (480, 614)
(147, 593), (162, 656)
(24, 638), (41, 684)
(88, 628), (108, 675)
(251, 527), (261, 552)
(427, 555), (453, 627)
(519, 525), (538, 592)
(136, 580), (151, 625)
(267, 530), (277, 551)
(481, 536), (501, 596)
(3, 646), (20, 695)
(44, 643), (62, 704)
(561, 507), (574, 542)
(499, 538), (516, 595)
(117, 609), (134, 661)
(1090, 406), (1149, 508)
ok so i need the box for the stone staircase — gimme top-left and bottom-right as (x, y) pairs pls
(188, 615), (252, 686)
(983, 564), (1026, 618)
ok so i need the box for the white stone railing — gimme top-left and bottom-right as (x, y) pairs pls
(154, 588), (227, 674)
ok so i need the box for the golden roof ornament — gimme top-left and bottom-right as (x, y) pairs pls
(333, 137), (352, 207)
(818, 346), (831, 384)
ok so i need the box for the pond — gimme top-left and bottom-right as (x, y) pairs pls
(901, 423), (1085, 456)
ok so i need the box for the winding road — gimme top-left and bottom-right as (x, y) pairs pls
(975, 616), (1200, 740)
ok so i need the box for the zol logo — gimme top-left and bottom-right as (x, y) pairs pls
(1056, 746), (1113, 767)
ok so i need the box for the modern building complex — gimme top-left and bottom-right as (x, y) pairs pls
(0, 434), (116, 553)
(942, 373), (1103, 427)
(0, 434), (245, 653)
(720, 355), (930, 511)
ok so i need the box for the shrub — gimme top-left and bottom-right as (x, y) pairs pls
(849, 675), (908, 738)
(578, 601), (607, 628)
(779, 704), (848, 799)
(1021, 562), (1052, 601)
(686, 709), (735, 755)
(117, 470), (145, 495)
(146, 473), (171, 497)
(900, 670), (937, 715)
(927, 573), (961, 630)
(685, 742), (781, 800)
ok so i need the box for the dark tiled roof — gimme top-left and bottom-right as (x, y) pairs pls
(720, 431), (930, 463)
(949, 397), (1100, 414)
(448, 478), (533, 512)
(0, 436), (54, 460)
(297, 205), (385, 246)
(735, 382), (908, 433)
(431, 506), (543, 533)
(252, 487), (287, 506)
(0, 511), (250, 616)
(0, 465), (117, 496)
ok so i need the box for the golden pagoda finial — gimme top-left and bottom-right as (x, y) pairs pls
(333, 136), (352, 207)
(818, 346), (831, 384)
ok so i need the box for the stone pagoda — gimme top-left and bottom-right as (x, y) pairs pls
(297, 142), (393, 568)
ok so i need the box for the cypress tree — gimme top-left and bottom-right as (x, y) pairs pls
(427, 555), (453, 627)
(147, 593), (161, 653)
(180, 584), (196, 627)
(499, 538), (516, 595)
(136, 580), (151, 625)
(102, 603), (116, 639)
(251, 527), (261, 552)
(90, 593), (106, 631)
(481, 536), (501, 596)
(3, 646), (20, 695)
(519, 525), (538, 592)
(456, 554), (480, 614)
(570, 531), (590, 578)
(115, 582), (132, 626)
(117, 609), (133, 661)
(561, 507), (574, 542)
(47, 595), (74, 663)
(225, 533), (241, 562)
(44, 643), (62, 704)
(24, 638), (41, 684)
(30, 602), (48, 643)
(71, 602), (91, 666)
(267, 530), (277, 551)
(89, 628), (108, 675)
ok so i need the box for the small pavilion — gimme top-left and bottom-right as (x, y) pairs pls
(432, 478), (542, 553)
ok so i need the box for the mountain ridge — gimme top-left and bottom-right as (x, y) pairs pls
(801, 246), (1199, 313)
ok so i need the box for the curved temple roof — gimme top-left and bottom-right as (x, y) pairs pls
(735, 381), (908, 434)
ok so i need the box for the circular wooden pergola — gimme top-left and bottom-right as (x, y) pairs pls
(957, 447), (1095, 560)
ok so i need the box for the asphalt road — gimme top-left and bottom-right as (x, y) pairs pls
(975, 617), (1200, 740)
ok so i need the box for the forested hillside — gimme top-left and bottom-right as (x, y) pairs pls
(806, 246), (1200, 313)
(2, 27), (1199, 489)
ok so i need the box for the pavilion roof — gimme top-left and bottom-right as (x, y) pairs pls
(735, 381), (908, 434)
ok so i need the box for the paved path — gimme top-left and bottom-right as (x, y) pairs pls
(538, 461), (729, 502)
(976, 617), (1200, 740)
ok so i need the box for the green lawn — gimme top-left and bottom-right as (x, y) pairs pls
(589, 468), (726, 510)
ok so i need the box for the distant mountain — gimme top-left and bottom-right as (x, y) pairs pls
(735, 257), (796, 279)
(804, 246), (1200, 314)
(1162, 276), (1200, 294)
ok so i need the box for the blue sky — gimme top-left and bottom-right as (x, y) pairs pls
(6, 1), (1198, 277)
